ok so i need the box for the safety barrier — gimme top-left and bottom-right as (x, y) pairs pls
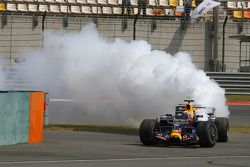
(206, 72), (250, 95)
(0, 91), (45, 145)
(0, 92), (30, 145)
(29, 92), (45, 144)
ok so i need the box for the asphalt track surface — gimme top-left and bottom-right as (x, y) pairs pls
(228, 105), (250, 126)
(0, 105), (249, 167)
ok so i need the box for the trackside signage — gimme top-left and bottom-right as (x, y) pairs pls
(191, 0), (221, 19)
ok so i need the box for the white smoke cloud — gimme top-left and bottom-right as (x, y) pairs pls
(0, 23), (229, 125)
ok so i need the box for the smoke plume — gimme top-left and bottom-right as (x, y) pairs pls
(0, 24), (229, 125)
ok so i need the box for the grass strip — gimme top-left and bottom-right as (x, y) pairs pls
(45, 124), (250, 135)
(226, 95), (250, 102)
(229, 125), (250, 134)
(44, 124), (138, 135)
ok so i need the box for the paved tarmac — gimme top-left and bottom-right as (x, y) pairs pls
(229, 105), (250, 126)
(0, 131), (249, 167)
(0, 105), (249, 167)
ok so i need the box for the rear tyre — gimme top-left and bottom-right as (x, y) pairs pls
(139, 119), (159, 145)
(215, 117), (229, 142)
(197, 120), (218, 147)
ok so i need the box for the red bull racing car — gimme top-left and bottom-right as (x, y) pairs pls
(139, 99), (229, 147)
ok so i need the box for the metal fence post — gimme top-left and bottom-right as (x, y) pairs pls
(222, 16), (228, 72)
(205, 20), (213, 71)
(9, 15), (12, 64)
(42, 11), (46, 48)
(213, 5), (219, 71)
(133, 15), (138, 40)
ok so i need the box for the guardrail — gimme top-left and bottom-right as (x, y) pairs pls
(206, 72), (250, 95)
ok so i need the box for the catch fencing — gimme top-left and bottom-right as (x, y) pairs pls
(0, 14), (250, 72)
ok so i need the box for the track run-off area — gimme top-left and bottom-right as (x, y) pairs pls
(0, 105), (249, 167)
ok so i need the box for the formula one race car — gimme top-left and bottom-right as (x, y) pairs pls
(139, 99), (229, 147)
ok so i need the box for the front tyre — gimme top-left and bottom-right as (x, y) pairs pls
(215, 117), (229, 142)
(197, 120), (218, 147)
(139, 119), (159, 145)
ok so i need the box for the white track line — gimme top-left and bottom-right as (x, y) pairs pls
(0, 155), (250, 164)
(50, 99), (77, 102)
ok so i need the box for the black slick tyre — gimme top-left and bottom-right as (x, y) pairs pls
(139, 119), (158, 145)
(215, 117), (229, 142)
(197, 120), (218, 147)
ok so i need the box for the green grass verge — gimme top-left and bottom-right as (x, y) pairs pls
(44, 124), (138, 135)
(226, 95), (250, 102)
(229, 125), (250, 134)
(45, 124), (250, 135)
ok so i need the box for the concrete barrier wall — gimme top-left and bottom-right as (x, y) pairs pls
(0, 92), (30, 145)
(0, 91), (45, 146)
(29, 92), (45, 144)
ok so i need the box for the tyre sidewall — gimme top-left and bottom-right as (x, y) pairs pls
(197, 120), (218, 147)
(215, 117), (229, 142)
(139, 119), (158, 145)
